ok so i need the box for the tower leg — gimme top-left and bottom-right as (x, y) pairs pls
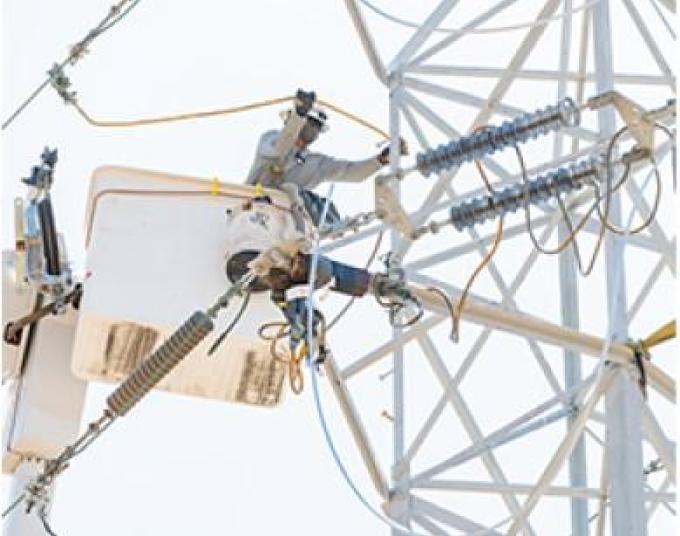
(592, 2), (647, 534)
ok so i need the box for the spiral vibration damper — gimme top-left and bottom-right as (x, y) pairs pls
(449, 155), (603, 231)
(416, 98), (581, 177)
(106, 311), (214, 416)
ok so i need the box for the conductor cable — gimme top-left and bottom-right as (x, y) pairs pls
(69, 96), (390, 140)
(326, 231), (384, 331)
(450, 131), (505, 341)
(207, 290), (251, 356)
(359, 0), (601, 36)
(595, 123), (671, 234)
(2, 0), (143, 130)
(517, 144), (609, 276)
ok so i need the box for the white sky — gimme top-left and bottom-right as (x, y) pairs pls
(1, 1), (676, 535)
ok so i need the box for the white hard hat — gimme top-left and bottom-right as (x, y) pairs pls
(280, 107), (329, 132)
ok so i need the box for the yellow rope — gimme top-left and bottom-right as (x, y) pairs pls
(261, 322), (308, 395)
(289, 342), (307, 395)
(71, 96), (291, 127)
(70, 95), (389, 139)
(316, 98), (389, 140)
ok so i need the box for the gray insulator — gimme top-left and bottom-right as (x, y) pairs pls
(106, 311), (214, 416)
(448, 156), (600, 232)
(505, 184), (524, 213)
(417, 97), (580, 177)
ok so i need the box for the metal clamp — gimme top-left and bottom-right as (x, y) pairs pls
(587, 90), (656, 151)
(47, 64), (77, 105)
(3, 284), (82, 346)
(372, 254), (423, 328)
(625, 339), (650, 400)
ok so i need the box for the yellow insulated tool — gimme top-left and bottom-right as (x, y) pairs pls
(641, 320), (676, 351)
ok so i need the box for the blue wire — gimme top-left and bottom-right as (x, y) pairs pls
(305, 184), (515, 536)
(304, 185), (429, 535)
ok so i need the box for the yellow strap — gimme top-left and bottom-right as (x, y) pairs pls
(210, 177), (221, 196)
(641, 320), (676, 351)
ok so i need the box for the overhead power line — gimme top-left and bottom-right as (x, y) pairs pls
(2, 0), (143, 131)
(359, 0), (601, 36)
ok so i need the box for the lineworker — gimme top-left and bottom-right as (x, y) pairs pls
(245, 89), (406, 228)
(236, 90), (416, 355)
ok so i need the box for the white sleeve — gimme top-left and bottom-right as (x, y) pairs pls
(245, 114), (307, 185)
(256, 130), (280, 159)
(245, 131), (278, 184)
(253, 117), (306, 162)
(311, 154), (383, 185)
(274, 113), (306, 159)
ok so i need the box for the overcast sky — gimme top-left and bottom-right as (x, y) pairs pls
(2, 1), (676, 535)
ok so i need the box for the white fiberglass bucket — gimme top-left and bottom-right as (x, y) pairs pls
(2, 251), (86, 472)
(72, 166), (301, 407)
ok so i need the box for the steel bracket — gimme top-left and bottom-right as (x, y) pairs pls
(375, 174), (414, 238)
(587, 90), (656, 151)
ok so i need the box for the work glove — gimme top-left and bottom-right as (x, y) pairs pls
(295, 89), (316, 117)
(377, 138), (409, 165)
